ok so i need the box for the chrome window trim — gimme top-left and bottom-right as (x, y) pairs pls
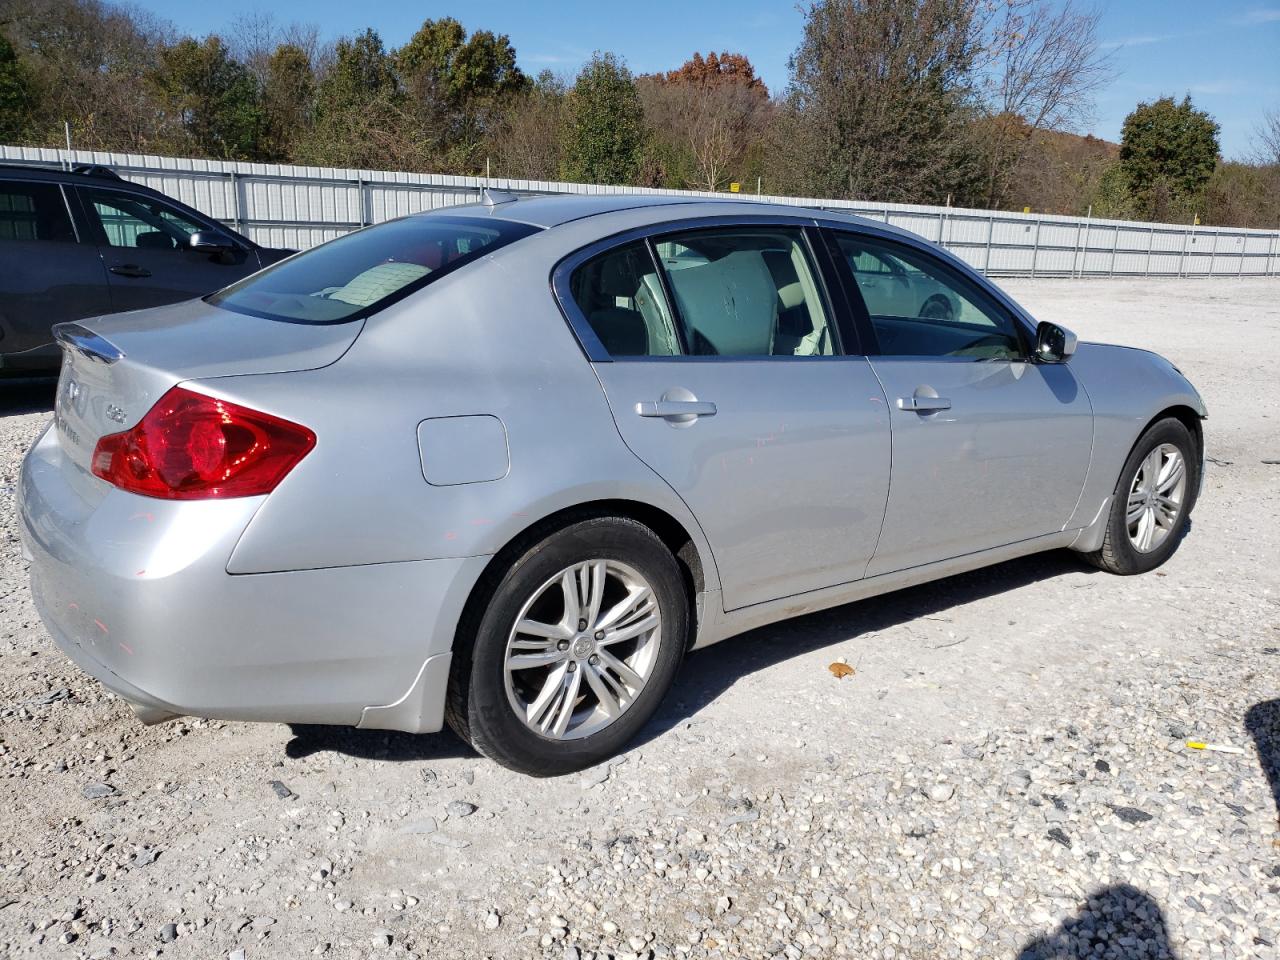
(551, 213), (851, 363)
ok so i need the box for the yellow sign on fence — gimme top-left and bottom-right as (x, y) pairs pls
(729, 182), (741, 193)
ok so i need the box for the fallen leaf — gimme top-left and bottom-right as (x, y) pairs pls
(828, 662), (855, 679)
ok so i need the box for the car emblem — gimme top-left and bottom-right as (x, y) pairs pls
(60, 377), (87, 417)
(106, 403), (126, 424)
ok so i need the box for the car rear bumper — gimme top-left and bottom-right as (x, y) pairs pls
(18, 424), (488, 732)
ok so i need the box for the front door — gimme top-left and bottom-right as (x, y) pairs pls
(828, 231), (1093, 576)
(559, 223), (891, 611)
(75, 185), (255, 312)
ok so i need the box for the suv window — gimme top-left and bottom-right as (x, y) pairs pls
(0, 181), (76, 243)
(209, 215), (539, 324)
(833, 234), (1023, 360)
(81, 187), (208, 250)
(568, 227), (835, 359)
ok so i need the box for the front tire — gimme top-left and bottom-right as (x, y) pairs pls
(1083, 417), (1199, 575)
(446, 516), (689, 776)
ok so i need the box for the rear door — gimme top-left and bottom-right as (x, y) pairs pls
(73, 184), (258, 312)
(0, 178), (112, 367)
(826, 229), (1093, 576)
(556, 219), (891, 611)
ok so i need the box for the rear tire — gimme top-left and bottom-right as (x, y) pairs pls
(446, 516), (688, 776)
(1082, 417), (1199, 575)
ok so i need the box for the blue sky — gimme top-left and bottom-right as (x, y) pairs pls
(133, 0), (1280, 159)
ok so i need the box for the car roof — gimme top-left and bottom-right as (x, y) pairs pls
(425, 191), (903, 237)
(0, 162), (139, 186)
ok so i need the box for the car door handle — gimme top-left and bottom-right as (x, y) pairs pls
(636, 400), (717, 420)
(109, 264), (152, 278)
(897, 395), (951, 412)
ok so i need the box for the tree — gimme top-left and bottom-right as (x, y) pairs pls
(562, 52), (643, 185)
(977, 0), (1113, 208)
(0, 32), (36, 141)
(1117, 95), (1219, 219)
(785, 0), (983, 204)
(640, 52), (771, 191)
(395, 18), (527, 170)
(491, 70), (568, 179)
(150, 36), (262, 159)
(660, 51), (767, 94)
(0, 0), (170, 150)
(1254, 108), (1280, 166)
(259, 43), (314, 162)
(302, 28), (413, 168)
(315, 28), (396, 117)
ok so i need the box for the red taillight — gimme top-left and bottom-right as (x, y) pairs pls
(91, 387), (316, 500)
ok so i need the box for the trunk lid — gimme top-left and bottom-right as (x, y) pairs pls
(52, 299), (361, 473)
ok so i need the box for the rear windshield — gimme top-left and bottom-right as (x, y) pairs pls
(208, 215), (540, 323)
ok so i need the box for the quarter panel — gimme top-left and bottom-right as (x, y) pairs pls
(222, 255), (718, 586)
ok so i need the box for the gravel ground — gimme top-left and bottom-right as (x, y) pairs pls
(1, 277), (1278, 960)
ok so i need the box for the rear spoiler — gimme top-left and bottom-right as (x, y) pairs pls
(53, 323), (125, 365)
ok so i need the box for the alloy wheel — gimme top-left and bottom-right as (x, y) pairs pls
(503, 560), (662, 740)
(1125, 443), (1186, 553)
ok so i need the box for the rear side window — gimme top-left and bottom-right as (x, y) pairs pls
(210, 216), (540, 323)
(569, 241), (681, 356)
(0, 181), (76, 243)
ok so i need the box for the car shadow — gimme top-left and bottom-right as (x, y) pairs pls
(635, 548), (1094, 748)
(0, 378), (57, 414)
(1016, 884), (1178, 959)
(1245, 698), (1280, 828)
(288, 550), (1093, 768)
(284, 722), (474, 762)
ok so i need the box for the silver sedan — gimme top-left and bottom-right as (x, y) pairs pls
(18, 195), (1206, 775)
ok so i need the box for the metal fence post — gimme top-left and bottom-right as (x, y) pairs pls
(983, 211), (995, 275)
(357, 176), (367, 227)
(1237, 234), (1245, 278)
(1030, 218), (1041, 277)
(1208, 230), (1218, 276)
(1109, 224), (1119, 277)
(229, 171), (243, 234)
(1073, 206), (1091, 279)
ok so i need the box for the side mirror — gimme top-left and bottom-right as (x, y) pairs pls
(188, 230), (234, 254)
(1035, 320), (1077, 363)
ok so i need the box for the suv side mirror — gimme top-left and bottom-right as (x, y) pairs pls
(1035, 320), (1077, 363)
(188, 230), (234, 254)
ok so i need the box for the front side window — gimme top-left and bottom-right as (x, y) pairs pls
(210, 216), (540, 324)
(568, 226), (836, 359)
(0, 181), (76, 243)
(833, 234), (1023, 359)
(81, 187), (207, 250)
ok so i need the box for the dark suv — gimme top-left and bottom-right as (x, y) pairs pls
(1, 163), (293, 376)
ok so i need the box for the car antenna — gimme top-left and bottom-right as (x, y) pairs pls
(481, 187), (518, 207)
